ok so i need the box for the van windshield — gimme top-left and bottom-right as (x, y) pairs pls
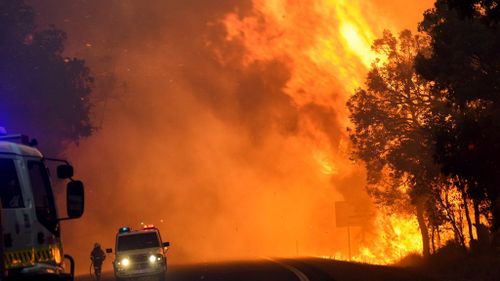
(117, 232), (160, 251)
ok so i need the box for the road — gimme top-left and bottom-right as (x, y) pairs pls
(76, 258), (434, 281)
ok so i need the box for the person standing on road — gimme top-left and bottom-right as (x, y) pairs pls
(90, 243), (106, 281)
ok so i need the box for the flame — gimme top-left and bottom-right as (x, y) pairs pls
(224, 0), (378, 108)
(223, 0), (434, 264)
(313, 150), (338, 175)
(317, 210), (423, 264)
(355, 212), (422, 264)
(223, 0), (381, 181)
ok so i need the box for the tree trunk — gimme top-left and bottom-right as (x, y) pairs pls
(438, 186), (466, 249)
(473, 199), (483, 243)
(416, 201), (430, 258)
(462, 190), (474, 243)
(437, 225), (441, 248)
(431, 226), (436, 254)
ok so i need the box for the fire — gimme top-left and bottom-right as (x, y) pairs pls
(356, 212), (423, 264)
(224, 0), (377, 108)
(339, 22), (376, 68)
(223, 0), (380, 178)
(321, 212), (422, 264)
(223, 0), (433, 264)
(29, 0), (439, 269)
(313, 151), (338, 176)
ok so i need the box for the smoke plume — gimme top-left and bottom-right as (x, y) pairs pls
(28, 0), (433, 273)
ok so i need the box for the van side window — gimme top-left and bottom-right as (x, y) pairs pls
(28, 160), (59, 235)
(0, 158), (24, 208)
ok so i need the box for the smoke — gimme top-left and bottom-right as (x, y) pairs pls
(28, 0), (433, 273)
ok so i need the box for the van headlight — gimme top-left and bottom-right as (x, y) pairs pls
(149, 255), (162, 263)
(118, 257), (130, 267)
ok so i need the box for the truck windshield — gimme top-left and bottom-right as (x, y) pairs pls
(28, 160), (59, 235)
(0, 158), (24, 208)
(117, 233), (160, 251)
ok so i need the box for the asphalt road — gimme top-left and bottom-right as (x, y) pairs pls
(76, 258), (434, 281)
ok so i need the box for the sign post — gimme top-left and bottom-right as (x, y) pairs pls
(347, 224), (351, 260)
(335, 201), (371, 261)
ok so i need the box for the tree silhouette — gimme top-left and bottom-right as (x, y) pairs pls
(347, 30), (442, 257)
(417, 0), (500, 243)
(0, 0), (94, 156)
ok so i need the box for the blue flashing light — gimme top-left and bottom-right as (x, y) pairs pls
(119, 227), (131, 233)
(0, 127), (6, 136)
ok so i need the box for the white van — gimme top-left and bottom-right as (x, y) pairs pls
(107, 225), (170, 281)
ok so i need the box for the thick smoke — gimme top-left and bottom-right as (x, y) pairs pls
(28, 0), (432, 274)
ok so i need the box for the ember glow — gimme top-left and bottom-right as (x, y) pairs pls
(30, 0), (434, 272)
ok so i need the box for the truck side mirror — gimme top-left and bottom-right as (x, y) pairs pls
(57, 164), (74, 179)
(67, 180), (84, 219)
(162, 242), (170, 248)
(106, 248), (113, 254)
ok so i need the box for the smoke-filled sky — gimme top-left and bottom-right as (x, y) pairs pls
(29, 0), (433, 273)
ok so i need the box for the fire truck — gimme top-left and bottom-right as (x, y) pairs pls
(0, 128), (85, 281)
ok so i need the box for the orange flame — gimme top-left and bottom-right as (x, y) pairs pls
(354, 211), (422, 264)
(223, 0), (383, 183)
(223, 0), (434, 264)
(224, 0), (377, 107)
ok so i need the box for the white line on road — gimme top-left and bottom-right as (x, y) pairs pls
(268, 259), (311, 281)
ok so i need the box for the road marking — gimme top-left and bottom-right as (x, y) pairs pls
(268, 259), (310, 281)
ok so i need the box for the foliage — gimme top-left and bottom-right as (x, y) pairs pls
(347, 29), (440, 256)
(347, 0), (500, 259)
(417, 0), (500, 234)
(0, 0), (94, 156)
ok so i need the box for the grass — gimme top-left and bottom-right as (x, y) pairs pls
(395, 242), (500, 281)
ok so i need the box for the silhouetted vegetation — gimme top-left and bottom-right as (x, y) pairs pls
(347, 30), (439, 257)
(0, 0), (94, 155)
(348, 0), (500, 258)
(418, 0), (500, 246)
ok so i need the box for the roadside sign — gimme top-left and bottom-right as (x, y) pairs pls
(335, 201), (370, 227)
(335, 201), (372, 261)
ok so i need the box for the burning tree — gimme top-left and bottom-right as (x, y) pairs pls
(347, 30), (446, 257)
(348, 15), (498, 257)
(347, 29), (438, 257)
(417, 0), (500, 247)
